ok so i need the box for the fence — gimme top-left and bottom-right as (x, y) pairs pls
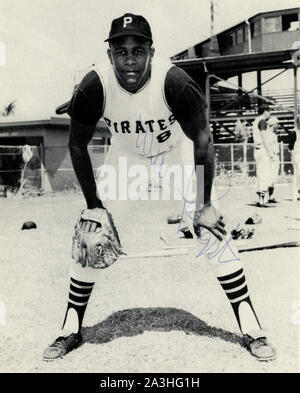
(214, 143), (294, 186)
(210, 87), (300, 117)
(214, 142), (293, 175)
(0, 145), (109, 195)
(0, 143), (295, 195)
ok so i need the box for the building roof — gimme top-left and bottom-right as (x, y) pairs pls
(0, 117), (107, 130)
(0, 117), (70, 128)
(172, 7), (300, 58)
(216, 6), (300, 36)
(172, 49), (298, 79)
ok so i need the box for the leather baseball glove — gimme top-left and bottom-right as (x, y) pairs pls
(72, 208), (125, 269)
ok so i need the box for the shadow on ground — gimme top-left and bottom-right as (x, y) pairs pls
(82, 307), (243, 347)
(246, 203), (275, 208)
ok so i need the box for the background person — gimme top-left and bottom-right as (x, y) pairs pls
(252, 104), (272, 207)
(289, 117), (300, 201)
(266, 116), (280, 203)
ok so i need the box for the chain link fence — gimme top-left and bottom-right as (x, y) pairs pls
(214, 142), (293, 186)
(0, 145), (109, 196)
(0, 143), (294, 196)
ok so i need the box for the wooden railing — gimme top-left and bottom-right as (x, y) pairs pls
(210, 88), (299, 116)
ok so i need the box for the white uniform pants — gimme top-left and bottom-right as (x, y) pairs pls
(269, 155), (279, 188)
(292, 148), (300, 189)
(254, 148), (270, 193)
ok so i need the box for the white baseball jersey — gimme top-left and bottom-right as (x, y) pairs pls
(269, 131), (279, 155)
(263, 125), (279, 155)
(93, 59), (196, 254)
(94, 58), (191, 164)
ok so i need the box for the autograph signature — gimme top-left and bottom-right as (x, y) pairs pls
(195, 222), (241, 263)
(135, 114), (171, 180)
(178, 166), (241, 264)
(135, 114), (240, 264)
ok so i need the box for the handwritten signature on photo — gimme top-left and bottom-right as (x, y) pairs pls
(135, 114), (241, 264)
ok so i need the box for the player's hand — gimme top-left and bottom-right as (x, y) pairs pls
(193, 204), (227, 241)
(80, 207), (106, 232)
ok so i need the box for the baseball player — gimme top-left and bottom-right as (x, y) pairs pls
(43, 13), (276, 362)
(252, 104), (273, 207)
(266, 116), (280, 203)
(289, 117), (300, 201)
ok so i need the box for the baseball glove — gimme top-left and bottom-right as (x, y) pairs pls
(72, 208), (125, 269)
(231, 227), (255, 240)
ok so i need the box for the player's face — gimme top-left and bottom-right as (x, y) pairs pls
(107, 36), (154, 93)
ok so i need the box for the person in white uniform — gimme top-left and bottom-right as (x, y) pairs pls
(252, 104), (272, 207)
(43, 13), (276, 362)
(266, 116), (280, 203)
(289, 117), (300, 201)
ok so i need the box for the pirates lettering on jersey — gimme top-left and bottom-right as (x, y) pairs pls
(103, 115), (176, 143)
(96, 58), (184, 157)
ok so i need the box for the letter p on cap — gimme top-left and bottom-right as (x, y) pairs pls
(123, 16), (133, 28)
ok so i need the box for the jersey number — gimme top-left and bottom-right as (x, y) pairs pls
(157, 130), (171, 143)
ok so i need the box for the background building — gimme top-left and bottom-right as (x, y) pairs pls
(172, 7), (299, 143)
(172, 7), (300, 60)
(0, 117), (110, 191)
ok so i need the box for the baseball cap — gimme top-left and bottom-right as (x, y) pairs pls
(105, 13), (152, 43)
(267, 116), (279, 126)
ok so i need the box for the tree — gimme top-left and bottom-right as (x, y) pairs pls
(2, 100), (16, 116)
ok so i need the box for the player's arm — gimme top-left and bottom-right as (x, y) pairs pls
(67, 71), (104, 209)
(165, 67), (226, 240)
(175, 87), (214, 209)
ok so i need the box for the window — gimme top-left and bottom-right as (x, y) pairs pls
(194, 43), (203, 58)
(243, 26), (247, 42)
(176, 51), (188, 60)
(237, 28), (244, 44)
(282, 13), (299, 31)
(230, 32), (236, 46)
(251, 20), (261, 37)
(263, 16), (281, 33)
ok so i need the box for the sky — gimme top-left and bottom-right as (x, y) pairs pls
(0, 0), (299, 120)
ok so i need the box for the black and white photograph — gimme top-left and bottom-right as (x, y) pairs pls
(0, 0), (299, 375)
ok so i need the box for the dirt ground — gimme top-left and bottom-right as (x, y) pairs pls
(0, 184), (299, 373)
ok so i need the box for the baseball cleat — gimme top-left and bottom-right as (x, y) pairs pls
(167, 214), (182, 224)
(268, 198), (278, 204)
(243, 334), (276, 362)
(256, 202), (269, 208)
(179, 226), (194, 238)
(42, 332), (82, 361)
